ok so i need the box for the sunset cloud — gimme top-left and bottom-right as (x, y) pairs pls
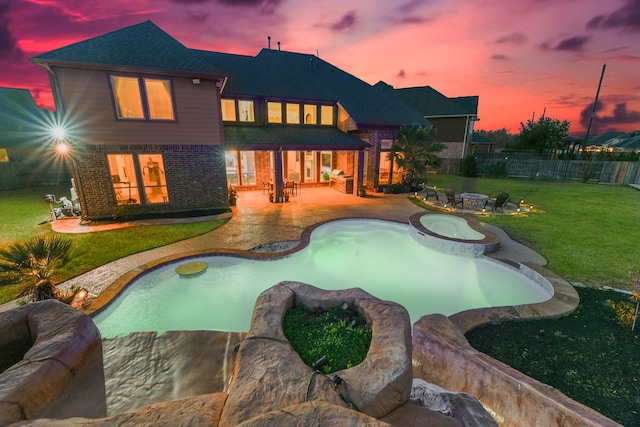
(586, 0), (640, 32)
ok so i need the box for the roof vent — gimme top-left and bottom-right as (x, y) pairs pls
(277, 41), (281, 51)
(267, 36), (271, 50)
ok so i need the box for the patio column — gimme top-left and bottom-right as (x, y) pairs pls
(273, 148), (284, 202)
(356, 149), (365, 196)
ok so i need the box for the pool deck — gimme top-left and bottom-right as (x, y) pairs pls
(0, 187), (547, 313)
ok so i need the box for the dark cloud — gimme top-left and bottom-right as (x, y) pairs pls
(580, 100), (640, 132)
(493, 32), (526, 45)
(169, 0), (282, 14)
(330, 10), (357, 32)
(586, 0), (640, 32)
(218, 0), (282, 14)
(396, 0), (428, 14)
(0, 1), (24, 62)
(184, 10), (210, 24)
(491, 54), (510, 60)
(553, 36), (590, 51)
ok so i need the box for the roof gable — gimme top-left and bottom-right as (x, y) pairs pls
(193, 48), (428, 127)
(30, 20), (222, 77)
(375, 82), (477, 117)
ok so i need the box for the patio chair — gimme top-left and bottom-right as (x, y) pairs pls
(284, 180), (295, 195)
(484, 192), (510, 212)
(506, 191), (529, 210)
(445, 188), (463, 209)
(419, 183), (439, 201)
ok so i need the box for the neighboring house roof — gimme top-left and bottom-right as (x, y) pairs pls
(606, 130), (640, 150)
(30, 20), (223, 79)
(224, 125), (368, 151)
(0, 87), (56, 146)
(583, 131), (626, 148)
(193, 49), (430, 128)
(471, 132), (493, 145)
(373, 82), (478, 118)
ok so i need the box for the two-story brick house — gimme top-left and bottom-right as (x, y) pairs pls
(29, 20), (433, 220)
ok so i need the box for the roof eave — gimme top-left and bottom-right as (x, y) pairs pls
(29, 58), (226, 80)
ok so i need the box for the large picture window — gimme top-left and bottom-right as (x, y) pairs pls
(141, 154), (169, 203)
(108, 153), (169, 204)
(108, 154), (140, 205)
(225, 150), (257, 186)
(111, 75), (175, 121)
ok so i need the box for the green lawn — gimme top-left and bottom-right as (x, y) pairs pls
(424, 176), (640, 290)
(0, 185), (227, 304)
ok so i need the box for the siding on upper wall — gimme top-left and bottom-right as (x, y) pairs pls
(429, 117), (468, 143)
(52, 66), (224, 146)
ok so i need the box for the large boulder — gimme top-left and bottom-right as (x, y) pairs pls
(220, 281), (413, 426)
(0, 300), (105, 426)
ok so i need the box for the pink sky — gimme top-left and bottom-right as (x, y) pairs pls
(2, 0), (640, 136)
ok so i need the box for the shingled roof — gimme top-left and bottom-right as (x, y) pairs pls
(374, 82), (478, 118)
(0, 87), (56, 146)
(224, 125), (368, 151)
(193, 49), (429, 127)
(30, 21), (223, 78)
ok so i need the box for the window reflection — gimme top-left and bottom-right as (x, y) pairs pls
(141, 154), (169, 203)
(108, 154), (140, 204)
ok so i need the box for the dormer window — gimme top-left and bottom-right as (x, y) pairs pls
(286, 103), (300, 124)
(222, 99), (255, 122)
(111, 76), (175, 121)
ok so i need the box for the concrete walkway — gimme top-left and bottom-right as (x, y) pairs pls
(0, 187), (545, 312)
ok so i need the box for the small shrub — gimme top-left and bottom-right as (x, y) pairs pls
(283, 304), (372, 374)
(486, 160), (507, 178)
(461, 155), (478, 177)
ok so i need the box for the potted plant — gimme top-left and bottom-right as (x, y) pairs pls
(357, 185), (367, 197)
(228, 186), (238, 206)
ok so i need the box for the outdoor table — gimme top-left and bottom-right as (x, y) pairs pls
(460, 192), (489, 207)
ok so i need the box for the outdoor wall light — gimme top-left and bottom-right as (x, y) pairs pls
(192, 78), (201, 85)
(55, 142), (70, 155)
(52, 125), (66, 141)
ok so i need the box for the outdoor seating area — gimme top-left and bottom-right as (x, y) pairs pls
(418, 188), (530, 215)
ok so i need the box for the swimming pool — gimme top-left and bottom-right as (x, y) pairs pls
(93, 218), (553, 337)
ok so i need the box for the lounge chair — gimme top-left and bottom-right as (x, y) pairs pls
(445, 188), (463, 209)
(419, 183), (439, 201)
(484, 192), (510, 212)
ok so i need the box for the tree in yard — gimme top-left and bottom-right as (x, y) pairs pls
(514, 116), (571, 154)
(0, 235), (72, 302)
(389, 123), (445, 188)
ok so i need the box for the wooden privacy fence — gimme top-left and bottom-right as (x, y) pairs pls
(476, 158), (640, 185)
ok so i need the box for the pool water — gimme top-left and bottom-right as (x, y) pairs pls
(93, 219), (552, 337)
(419, 214), (485, 240)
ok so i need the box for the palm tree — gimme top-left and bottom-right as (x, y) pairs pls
(389, 123), (445, 188)
(0, 235), (72, 302)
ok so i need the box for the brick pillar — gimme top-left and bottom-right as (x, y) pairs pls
(273, 149), (284, 202)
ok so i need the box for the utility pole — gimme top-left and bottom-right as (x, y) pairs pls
(582, 63), (606, 150)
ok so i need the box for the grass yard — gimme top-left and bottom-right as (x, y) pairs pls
(424, 176), (640, 290)
(0, 185), (227, 304)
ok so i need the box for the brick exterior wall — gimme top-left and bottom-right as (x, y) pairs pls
(74, 144), (228, 220)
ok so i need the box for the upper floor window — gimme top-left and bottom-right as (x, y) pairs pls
(221, 99), (236, 121)
(0, 148), (8, 162)
(286, 103), (300, 124)
(222, 99), (255, 122)
(304, 104), (317, 124)
(320, 105), (334, 125)
(267, 102), (282, 123)
(111, 76), (175, 120)
(238, 100), (255, 122)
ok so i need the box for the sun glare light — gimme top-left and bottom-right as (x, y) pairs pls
(52, 126), (66, 141)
